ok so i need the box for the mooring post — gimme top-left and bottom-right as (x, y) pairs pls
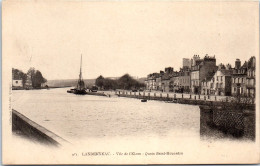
(226, 96), (228, 102)
(174, 94), (176, 99)
(134, 92), (136, 96)
(199, 95), (200, 99)
(148, 93), (150, 100)
(204, 95), (206, 100)
(195, 95), (196, 100)
(160, 93), (162, 99)
(182, 93), (183, 98)
(167, 93), (169, 100)
(130, 92), (132, 96)
(190, 94), (191, 99)
(215, 96), (217, 101)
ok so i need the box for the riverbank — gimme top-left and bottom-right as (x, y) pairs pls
(116, 90), (255, 109)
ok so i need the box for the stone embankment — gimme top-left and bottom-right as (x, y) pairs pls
(116, 91), (255, 108)
(12, 109), (69, 146)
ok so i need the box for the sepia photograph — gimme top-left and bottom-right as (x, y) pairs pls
(2, 0), (260, 164)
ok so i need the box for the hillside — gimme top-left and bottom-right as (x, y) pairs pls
(47, 79), (95, 88)
(47, 77), (146, 88)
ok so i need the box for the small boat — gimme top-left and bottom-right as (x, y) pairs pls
(67, 89), (76, 93)
(141, 99), (147, 102)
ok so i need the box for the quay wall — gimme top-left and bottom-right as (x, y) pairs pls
(117, 92), (255, 108)
(12, 109), (68, 146)
(86, 92), (107, 96)
(200, 106), (255, 140)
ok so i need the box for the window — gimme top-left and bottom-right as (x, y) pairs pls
(234, 87), (236, 92)
(217, 76), (218, 81)
(241, 78), (243, 83)
(241, 88), (243, 93)
(238, 78), (240, 83)
(221, 76), (223, 81)
(16, 81), (18, 83)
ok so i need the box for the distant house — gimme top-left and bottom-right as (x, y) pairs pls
(12, 80), (23, 88)
(246, 56), (256, 97)
(161, 67), (174, 92)
(202, 64), (233, 96)
(212, 64), (232, 96)
(201, 76), (214, 95)
(231, 59), (248, 96)
(155, 71), (164, 91)
(190, 55), (218, 94)
(178, 67), (191, 93)
(161, 74), (171, 92)
(145, 73), (159, 90)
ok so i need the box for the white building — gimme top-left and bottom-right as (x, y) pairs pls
(12, 80), (23, 87)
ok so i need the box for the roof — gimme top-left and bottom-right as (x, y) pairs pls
(219, 69), (232, 76)
(162, 74), (171, 80)
(241, 61), (248, 68)
(248, 56), (256, 69)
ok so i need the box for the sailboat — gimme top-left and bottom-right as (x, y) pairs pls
(67, 55), (87, 95)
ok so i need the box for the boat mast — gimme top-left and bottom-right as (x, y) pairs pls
(77, 54), (84, 90)
(79, 54), (82, 81)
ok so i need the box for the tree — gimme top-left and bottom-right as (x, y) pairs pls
(95, 73), (145, 90)
(95, 75), (105, 89)
(27, 67), (36, 88)
(34, 70), (46, 88)
(27, 68), (47, 88)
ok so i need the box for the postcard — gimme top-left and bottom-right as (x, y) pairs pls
(2, 0), (259, 164)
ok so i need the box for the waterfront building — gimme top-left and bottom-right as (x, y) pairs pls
(201, 75), (214, 95)
(231, 59), (248, 96)
(178, 67), (190, 93)
(190, 54), (217, 94)
(155, 70), (164, 91)
(212, 64), (232, 96)
(170, 71), (180, 92)
(246, 56), (256, 97)
(161, 67), (174, 92)
(161, 74), (171, 92)
(145, 73), (160, 90)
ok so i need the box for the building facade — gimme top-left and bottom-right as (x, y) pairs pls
(178, 67), (190, 93)
(191, 55), (217, 94)
(246, 56), (256, 97)
(231, 59), (247, 96)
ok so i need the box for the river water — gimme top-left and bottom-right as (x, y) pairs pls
(12, 88), (201, 143)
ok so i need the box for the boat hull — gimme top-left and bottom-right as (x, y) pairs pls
(73, 89), (87, 95)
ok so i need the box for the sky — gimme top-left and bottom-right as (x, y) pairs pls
(3, 1), (259, 80)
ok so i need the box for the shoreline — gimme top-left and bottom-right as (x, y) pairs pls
(116, 91), (255, 109)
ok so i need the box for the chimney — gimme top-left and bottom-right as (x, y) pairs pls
(235, 59), (241, 69)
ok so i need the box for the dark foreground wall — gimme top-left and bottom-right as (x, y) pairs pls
(12, 109), (68, 146)
(200, 106), (255, 140)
